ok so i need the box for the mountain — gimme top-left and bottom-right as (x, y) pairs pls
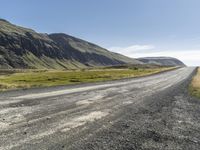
(0, 19), (141, 69)
(137, 57), (185, 67)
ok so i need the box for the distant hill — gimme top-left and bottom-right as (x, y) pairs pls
(0, 19), (141, 69)
(137, 57), (185, 67)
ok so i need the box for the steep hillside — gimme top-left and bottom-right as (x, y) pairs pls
(0, 19), (140, 69)
(137, 57), (185, 67)
(49, 33), (140, 66)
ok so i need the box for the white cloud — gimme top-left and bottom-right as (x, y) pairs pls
(109, 45), (155, 54)
(108, 44), (200, 66)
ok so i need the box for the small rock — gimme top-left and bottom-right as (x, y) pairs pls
(46, 117), (51, 120)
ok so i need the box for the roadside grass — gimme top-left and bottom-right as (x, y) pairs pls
(190, 67), (200, 98)
(0, 67), (175, 91)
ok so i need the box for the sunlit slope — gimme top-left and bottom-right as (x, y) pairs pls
(0, 19), (141, 69)
(138, 57), (185, 67)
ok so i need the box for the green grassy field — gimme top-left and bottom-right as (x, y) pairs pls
(190, 67), (200, 98)
(0, 67), (174, 91)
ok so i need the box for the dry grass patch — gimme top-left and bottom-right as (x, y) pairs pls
(190, 68), (200, 98)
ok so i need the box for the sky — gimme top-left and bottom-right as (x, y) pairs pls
(1, 0), (200, 66)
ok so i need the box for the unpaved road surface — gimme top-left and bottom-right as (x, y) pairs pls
(0, 67), (199, 150)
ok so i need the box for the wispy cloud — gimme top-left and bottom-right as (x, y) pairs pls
(108, 44), (200, 66)
(109, 45), (155, 54)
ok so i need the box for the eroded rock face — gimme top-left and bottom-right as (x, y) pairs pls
(0, 20), (139, 69)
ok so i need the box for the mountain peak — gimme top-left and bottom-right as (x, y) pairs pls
(0, 20), (140, 69)
(0, 19), (10, 23)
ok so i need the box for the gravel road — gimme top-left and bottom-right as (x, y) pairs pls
(0, 67), (199, 150)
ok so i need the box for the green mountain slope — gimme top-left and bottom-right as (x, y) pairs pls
(0, 19), (141, 69)
(137, 57), (185, 67)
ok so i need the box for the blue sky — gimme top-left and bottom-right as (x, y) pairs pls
(1, 0), (200, 66)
